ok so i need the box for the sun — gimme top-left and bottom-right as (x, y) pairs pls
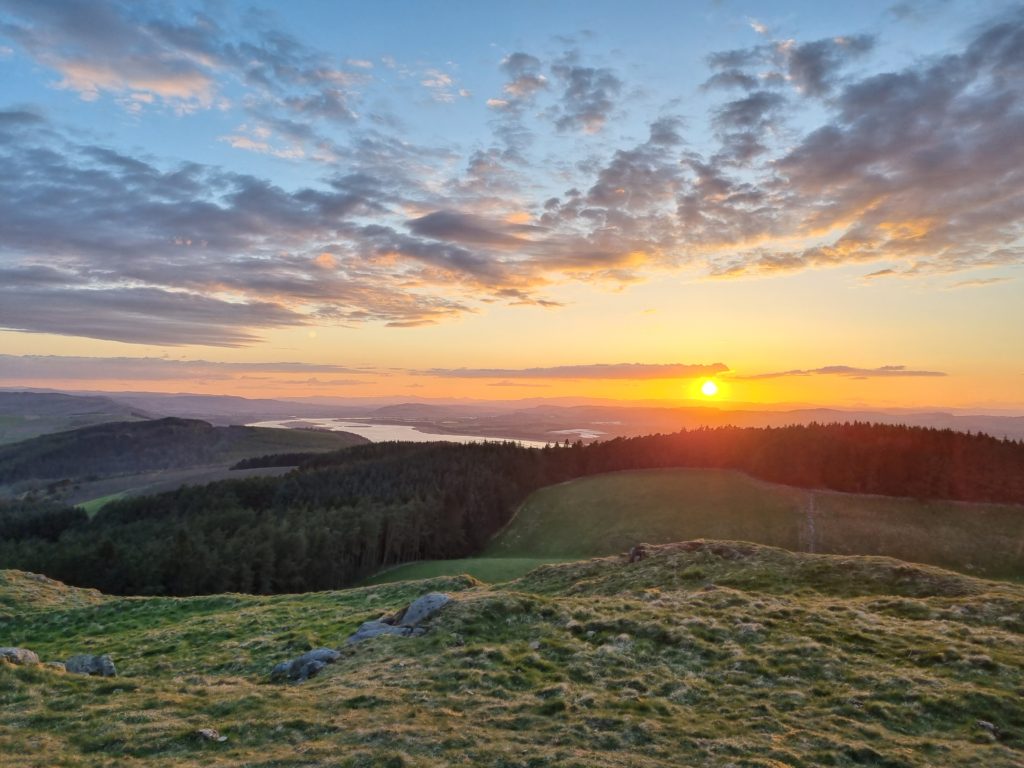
(700, 379), (719, 397)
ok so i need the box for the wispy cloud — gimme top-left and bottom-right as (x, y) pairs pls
(428, 363), (729, 380)
(733, 365), (947, 381)
(0, 355), (374, 380)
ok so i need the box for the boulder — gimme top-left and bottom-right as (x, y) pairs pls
(345, 620), (425, 645)
(270, 647), (340, 682)
(345, 592), (450, 646)
(0, 647), (39, 666)
(399, 592), (451, 627)
(65, 654), (117, 677)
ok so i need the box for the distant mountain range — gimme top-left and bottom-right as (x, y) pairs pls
(2, 389), (1023, 443)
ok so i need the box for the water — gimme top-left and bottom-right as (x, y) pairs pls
(248, 417), (551, 448)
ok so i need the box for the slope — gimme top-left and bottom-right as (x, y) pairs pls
(374, 468), (1024, 584)
(2, 542), (1023, 766)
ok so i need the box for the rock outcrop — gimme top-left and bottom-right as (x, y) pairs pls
(65, 653), (117, 677)
(270, 647), (341, 682)
(269, 592), (454, 682)
(346, 592), (452, 646)
(0, 647), (39, 665)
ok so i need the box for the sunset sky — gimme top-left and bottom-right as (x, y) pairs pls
(0, 0), (1021, 409)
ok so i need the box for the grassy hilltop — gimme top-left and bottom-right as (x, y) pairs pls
(2, 542), (1024, 767)
(371, 469), (1024, 585)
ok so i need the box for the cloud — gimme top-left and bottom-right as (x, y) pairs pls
(550, 53), (623, 133)
(948, 277), (1012, 289)
(695, 9), (1024, 278)
(733, 365), (947, 380)
(427, 363), (729, 380)
(0, 355), (372, 381)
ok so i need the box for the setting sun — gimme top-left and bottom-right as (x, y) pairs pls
(701, 380), (719, 397)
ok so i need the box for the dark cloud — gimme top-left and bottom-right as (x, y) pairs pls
(785, 35), (874, 97)
(550, 54), (623, 133)
(0, 355), (371, 381)
(705, 33), (875, 98)
(734, 365), (947, 381)
(428, 363), (729, 380)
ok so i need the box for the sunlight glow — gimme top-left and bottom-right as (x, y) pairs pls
(701, 379), (719, 397)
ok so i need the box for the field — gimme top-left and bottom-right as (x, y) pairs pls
(370, 469), (1024, 585)
(3, 542), (1024, 767)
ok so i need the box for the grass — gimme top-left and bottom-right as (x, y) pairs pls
(363, 557), (568, 585)
(77, 492), (127, 518)
(2, 542), (1024, 766)
(363, 469), (1024, 586)
(486, 469), (1024, 580)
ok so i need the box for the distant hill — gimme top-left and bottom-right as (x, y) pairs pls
(0, 417), (369, 487)
(0, 391), (154, 444)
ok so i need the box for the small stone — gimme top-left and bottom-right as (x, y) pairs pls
(196, 728), (227, 742)
(528, 640), (541, 651)
(977, 720), (997, 734)
(44, 661), (66, 672)
(270, 647), (341, 682)
(0, 647), (39, 666)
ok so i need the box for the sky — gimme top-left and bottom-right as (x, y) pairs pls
(0, 0), (1021, 410)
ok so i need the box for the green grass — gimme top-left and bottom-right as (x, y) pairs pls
(362, 468), (1024, 585)
(78, 492), (127, 518)
(363, 557), (568, 585)
(3, 542), (1024, 766)
(487, 469), (1024, 580)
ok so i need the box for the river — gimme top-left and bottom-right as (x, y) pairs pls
(248, 417), (551, 448)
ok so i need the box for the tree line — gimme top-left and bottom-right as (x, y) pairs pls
(1, 422), (1021, 596)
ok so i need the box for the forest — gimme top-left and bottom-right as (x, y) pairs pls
(1, 422), (1021, 596)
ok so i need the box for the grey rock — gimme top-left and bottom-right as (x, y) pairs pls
(0, 647), (39, 666)
(345, 620), (425, 645)
(65, 654), (116, 677)
(196, 728), (227, 742)
(398, 592), (451, 627)
(270, 647), (340, 682)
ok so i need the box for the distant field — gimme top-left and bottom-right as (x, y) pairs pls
(369, 468), (1024, 584)
(363, 557), (568, 585)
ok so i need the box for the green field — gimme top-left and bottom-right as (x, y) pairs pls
(368, 469), (1024, 585)
(3, 541), (1024, 766)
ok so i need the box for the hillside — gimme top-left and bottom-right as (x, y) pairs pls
(484, 469), (1024, 581)
(0, 417), (369, 486)
(2, 543), (1023, 766)
(0, 391), (154, 445)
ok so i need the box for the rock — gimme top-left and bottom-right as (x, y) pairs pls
(977, 720), (998, 734)
(398, 592), (451, 627)
(0, 647), (39, 666)
(44, 661), (66, 672)
(270, 647), (341, 682)
(528, 640), (541, 651)
(196, 728), (227, 742)
(65, 654), (117, 677)
(345, 620), (425, 646)
(345, 592), (451, 646)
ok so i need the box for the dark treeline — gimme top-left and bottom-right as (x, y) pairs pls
(1, 422), (1021, 596)
(232, 452), (320, 470)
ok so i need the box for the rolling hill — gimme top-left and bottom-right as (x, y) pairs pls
(0, 391), (154, 445)
(2, 542), (1023, 766)
(372, 468), (1024, 584)
(0, 417), (369, 506)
